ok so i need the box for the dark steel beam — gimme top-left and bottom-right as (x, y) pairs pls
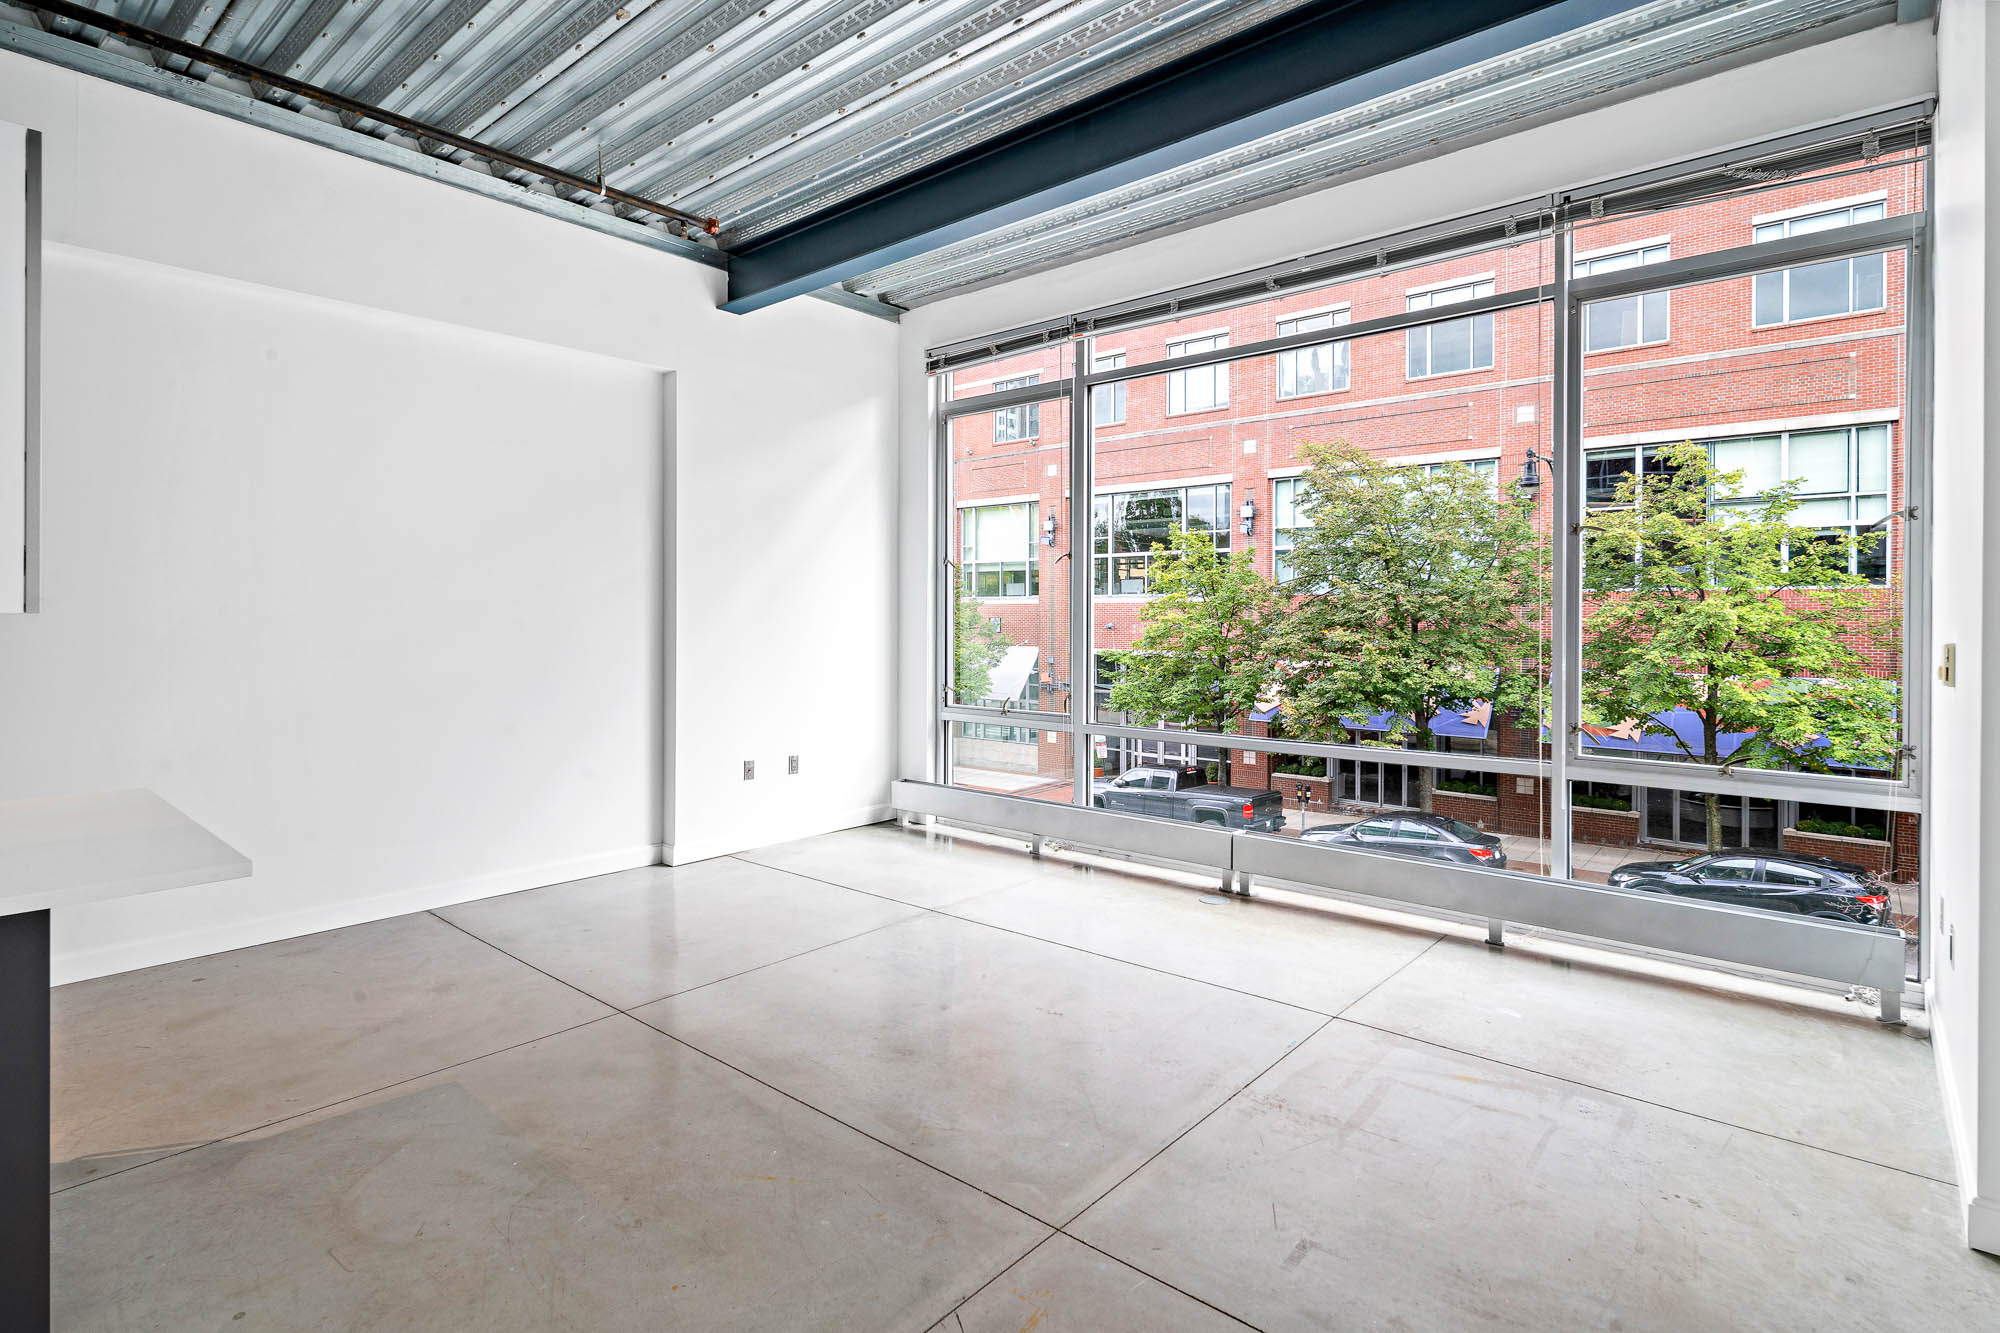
(723, 0), (1654, 313)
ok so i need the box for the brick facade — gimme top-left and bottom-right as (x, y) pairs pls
(947, 159), (1922, 869)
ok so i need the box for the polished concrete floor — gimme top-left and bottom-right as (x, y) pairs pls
(49, 822), (2000, 1329)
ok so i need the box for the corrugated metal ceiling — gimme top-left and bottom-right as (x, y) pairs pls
(3, 0), (1905, 313)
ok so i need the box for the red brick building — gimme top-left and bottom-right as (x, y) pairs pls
(946, 161), (1920, 880)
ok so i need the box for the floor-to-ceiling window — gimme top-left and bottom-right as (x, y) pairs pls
(929, 121), (1927, 975)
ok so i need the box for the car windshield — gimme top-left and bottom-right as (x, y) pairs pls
(1442, 818), (1484, 842)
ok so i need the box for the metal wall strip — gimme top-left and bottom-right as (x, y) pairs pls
(891, 778), (1907, 1020)
(937, 377), (1076, 420)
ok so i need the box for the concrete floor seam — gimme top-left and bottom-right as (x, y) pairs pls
(426, 907), (632, 1011)
(932, 1228), (1067, 1332)
(1053, 1014), (1340, 1234)
(624, 1009), (1062, 1230)
(601, 909), (921, 1014)
(1045, 1229), (1268, 1332)
(726, 849), (1359, 1021)
(1329, 1012), (1961, 1189)
(47, 1013), (625, 1198)
(1327, 934), (1449, 1020)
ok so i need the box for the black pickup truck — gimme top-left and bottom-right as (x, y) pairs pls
(1092, 765), (1285, 831)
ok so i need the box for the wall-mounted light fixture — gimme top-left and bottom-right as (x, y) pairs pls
(1042, 514), (1058, 546)
(1239, 498), (1257, 536)
(1519, 450), (1554, 495)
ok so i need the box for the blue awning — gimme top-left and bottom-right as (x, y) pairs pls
(1577, 706), (1758, 758)
(1248, 700), (1492, 738)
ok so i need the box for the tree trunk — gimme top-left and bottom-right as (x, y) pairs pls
(1702, 697), (1723, 851)
(1215, 714), (1231, 788)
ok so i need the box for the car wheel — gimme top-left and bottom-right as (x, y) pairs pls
(1092, 796), (1105, 808)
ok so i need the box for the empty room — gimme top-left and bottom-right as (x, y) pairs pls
(5, 0), (2000, 1328)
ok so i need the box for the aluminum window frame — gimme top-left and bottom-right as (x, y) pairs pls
(936, 378), (1075, 726)
(1273, 307), (1353, 399)
(924, 113), (1930, 1007)
(1557, 214), (1926, 813)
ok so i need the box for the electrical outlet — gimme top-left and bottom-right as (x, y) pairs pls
(787, 755), (799, 775)
(1939, 642), (1957, 686)
(742, 760), (755, 780)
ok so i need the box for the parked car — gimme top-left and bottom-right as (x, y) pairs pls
(1300, 811), (1508, 869)
(1091, 765), (1285, 831)
(1604, 851), (1890, 925)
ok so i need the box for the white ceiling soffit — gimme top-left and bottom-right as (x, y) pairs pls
(843, 0), (1901, 308)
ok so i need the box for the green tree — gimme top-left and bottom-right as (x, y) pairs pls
(1105, 528), (1283, 786)
(1581, 439), (1897, 850)
(1270, 442), (1546, 809)
(952, 580), (1010, 702)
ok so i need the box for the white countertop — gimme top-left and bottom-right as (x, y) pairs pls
(0, 789), (251, 917)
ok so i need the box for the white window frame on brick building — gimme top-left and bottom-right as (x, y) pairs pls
(1575, 240), (1671, 351)
(1093, 352), (1127, 425)
(959, 499), (1040, 598)
(1583, 423), (1893, 581)
(991, 373), (1041, 441)
(1751, 197), (1888, 326)
(1272, 475), (1308, 583)
(1093, 481), (1232, 596)
(1165, 333), (1230, 414)
(1405, 277), (1496, 377)
(1274, 307), (1351, 398)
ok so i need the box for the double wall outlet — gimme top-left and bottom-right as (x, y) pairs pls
(743, 757), (801, 779)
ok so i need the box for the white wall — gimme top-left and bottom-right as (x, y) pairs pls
(894, 22), (1940, 784)
(0, 118), (23, 613)
(1928, 0), (2000, 1256)
(0, 48), (900, 981)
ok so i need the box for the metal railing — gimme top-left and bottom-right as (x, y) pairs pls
(890, 778), (1907, 1023)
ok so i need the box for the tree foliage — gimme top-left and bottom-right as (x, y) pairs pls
(1269, 443), (1546, 789)
(1580, 439), (1898, 848)
(952, 579), (1010, 703)
(1105, 528), (1284, 785)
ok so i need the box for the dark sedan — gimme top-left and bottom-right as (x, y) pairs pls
(1605, 851), (1890, 926)
(1301, 812), (1508, 869)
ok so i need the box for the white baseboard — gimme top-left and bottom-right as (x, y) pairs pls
(1925, 983), (1998, 1255)
(1969, 1195), (2000, 1256)
(664, 803), (892, 867)
(50, 843), (666, 985)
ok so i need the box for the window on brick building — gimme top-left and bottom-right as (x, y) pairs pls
(1275, 309), (1351, 398)
(1586, 424), (1891, 582)
(1272, 476), (1307, 583)
(1416, 457), (1501, 496)
(991, 374), (1040, 441)
(1093, 353), (1127, 426)
(1751, 199), (1888, 325)
(1405, 279), (1495, 377)
(1165, 335), (1229, 413)
(1573, 780), (1634, 812)
(960, 500), (1040, 597)
(1093, 483), (1231, 595)
(1575, 243), (1670, 351)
